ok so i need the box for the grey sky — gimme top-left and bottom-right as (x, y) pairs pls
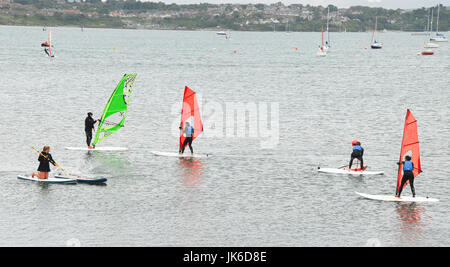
(154, 1), (450, 9)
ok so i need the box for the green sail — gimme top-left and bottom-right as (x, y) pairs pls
(93, 73), (137, 147)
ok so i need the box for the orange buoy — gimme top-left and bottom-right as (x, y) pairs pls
(233, 50), (237, 54)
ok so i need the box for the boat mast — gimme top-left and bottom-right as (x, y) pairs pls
(321, 25), (324, 48)
(371, 17), (377, 43)
(326, 6), (330, 46)
(436, 4), (440, 33)
(430, 7), (434, 35)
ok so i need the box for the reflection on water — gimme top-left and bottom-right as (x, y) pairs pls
(177, 158), (205, 187)
(83, 151), (131, 175)
(396, 203), (424, 246)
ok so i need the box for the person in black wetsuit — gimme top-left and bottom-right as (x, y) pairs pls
(179, 122), (194, 154)
(32, 146), (56, 180)
(41, 42), (51, 56)
(349, 140), (364, 170)
(85, 112), (100, 148)
(396, 155), (417, 198)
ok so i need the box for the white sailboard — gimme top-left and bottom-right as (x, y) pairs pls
(17, 175), (77, 184)
(318, 167), (384, 176)
(151, 151), (209, 158)
(356, 192), (439, 203)
(65, 147), (129, 151)
(55, 175), (107, 183)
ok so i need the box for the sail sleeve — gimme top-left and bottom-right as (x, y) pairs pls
(179, 86), (203, 150)
(396, 109), (421, 194)
(93, 73), (137, 146)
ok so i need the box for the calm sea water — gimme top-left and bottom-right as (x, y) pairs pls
(0, 26), (449, 246)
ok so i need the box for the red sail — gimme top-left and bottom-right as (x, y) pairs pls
(396, 109), (421, 194)
(179, 86), (203, 150)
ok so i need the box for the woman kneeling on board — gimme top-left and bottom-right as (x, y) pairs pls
(396, 155), (417, 198)
(349, 140), (364, 170)
(32, 146), (57, 180)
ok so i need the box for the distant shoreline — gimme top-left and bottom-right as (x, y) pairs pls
(1, 24), (444, 34)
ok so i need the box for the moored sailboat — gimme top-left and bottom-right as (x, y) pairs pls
(370, 17), (383, 49)
(430, 5), (448, 42)
(323, 6), (331, 52)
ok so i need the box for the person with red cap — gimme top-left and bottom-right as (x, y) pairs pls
(349, 140), (364, 170)
(41, 42), (51, 56)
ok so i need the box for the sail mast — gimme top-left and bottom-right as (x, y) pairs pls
(48, 30), (52, 56)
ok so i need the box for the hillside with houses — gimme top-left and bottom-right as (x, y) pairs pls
(0, 0), (448, 31)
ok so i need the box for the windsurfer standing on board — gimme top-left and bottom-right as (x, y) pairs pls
(41, 42), (50, 56)
(396, 155), (417, 198)
(349, 140), (364, 170)
(179, 122), (194, 155)
(85, 112), (100, 149)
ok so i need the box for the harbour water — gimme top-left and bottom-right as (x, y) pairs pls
(0, 26), (449, 246)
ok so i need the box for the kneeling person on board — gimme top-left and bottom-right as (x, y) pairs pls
(85, 112), (100, 149)
(396, 155), (416, 198)
(179, 122), (194, 154)
(349, 140), (364, 170)
(32, 146), (56, 180)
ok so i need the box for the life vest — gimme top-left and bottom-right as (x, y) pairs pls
(403, 161), (413, 171)
(353, 145), (362, 151)
(187, 126), (194, 135)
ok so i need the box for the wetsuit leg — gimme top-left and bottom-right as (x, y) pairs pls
(397, 176), (407, 197)
(181, 138), (189, 154)
(349, 157), (355, 169)
(408, 175), (415, 196)
(187, 137), (193, 153)
(86, 131), (92, 147)
(359, 156), (364, 170)
(410, 178), (415, 196)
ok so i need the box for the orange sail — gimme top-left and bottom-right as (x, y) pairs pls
(179, 86), (203, 150)
(396, 109), (421, 195)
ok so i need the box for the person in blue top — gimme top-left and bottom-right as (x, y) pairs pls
(349, 140), (364, 170)
(179, 122), (194, 154)
(396, 155), (417, 198)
